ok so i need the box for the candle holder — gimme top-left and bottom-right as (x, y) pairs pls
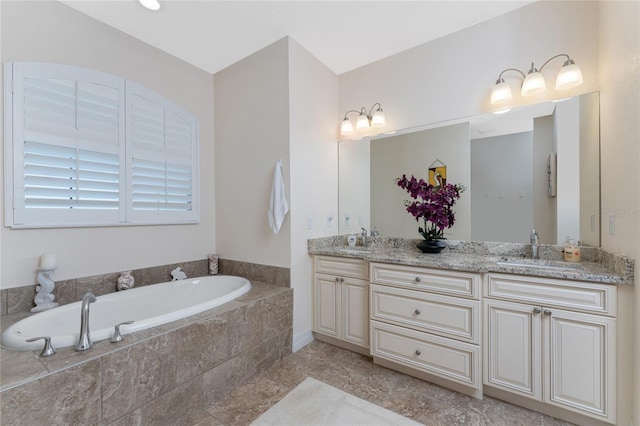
(32, 268), (59, 313)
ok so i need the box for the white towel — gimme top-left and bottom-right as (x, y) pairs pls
(268, 159), (289, 234)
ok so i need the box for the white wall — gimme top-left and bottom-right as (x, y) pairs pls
(578, 92), (600, 247)
(214, 38), (291, 268)
(338, 138), (370, 235)
(0, 1), (215, 288)
(532, 115), (556, 243)
(370, 123), (471, 240)
(288, 38), (339, 349)
(214, 37), (339, 350)
(554, 97), (581, 243)
(598, 1), (640, 423)
(471, 132), (533, 243)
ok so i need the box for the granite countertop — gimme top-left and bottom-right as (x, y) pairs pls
(308, 237), (635, 286)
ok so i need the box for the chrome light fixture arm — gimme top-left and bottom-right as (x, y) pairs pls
(537, 53), (572, 73)
(495, 68), (526, 84)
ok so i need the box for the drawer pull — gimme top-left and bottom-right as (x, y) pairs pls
(544, 310), (552, 316)
(414, 309), (421, 315)
(415, 349), (421, 356)
(335, 277), (340, 282)
(533, 307), (541, 314)
(414, 277), (421, 283)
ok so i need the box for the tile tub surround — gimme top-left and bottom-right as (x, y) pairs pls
(0, 258), (290, 315)
(308, 236), (635, 285)
(0, 281), (293, 425)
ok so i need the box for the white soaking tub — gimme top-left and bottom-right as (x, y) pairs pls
(2, 275), (251, 351)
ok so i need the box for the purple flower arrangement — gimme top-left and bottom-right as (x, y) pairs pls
(396, 174), (464, 241)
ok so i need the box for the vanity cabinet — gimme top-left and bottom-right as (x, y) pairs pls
(369, 263), (482, 398)
(483, 273), (617, 424)
(313, 256), (369, 350)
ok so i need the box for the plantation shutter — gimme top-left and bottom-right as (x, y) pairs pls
(5, 62), (199, 228)
(7, 63), (126, 226)
(126, 81), (199, 223)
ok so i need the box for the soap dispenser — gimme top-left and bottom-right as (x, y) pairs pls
(563, 237), (581, 263)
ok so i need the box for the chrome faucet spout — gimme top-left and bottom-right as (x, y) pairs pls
(530, 229), (540, 260)
(360, 227), (368, 246)
(75, 292), (97, 351)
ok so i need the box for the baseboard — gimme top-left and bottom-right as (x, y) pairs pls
(292, 329), (314, 352)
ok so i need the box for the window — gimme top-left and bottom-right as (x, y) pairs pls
(4, 62), (199, 228)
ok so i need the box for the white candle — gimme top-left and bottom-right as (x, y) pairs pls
(40, 254), (57, 270)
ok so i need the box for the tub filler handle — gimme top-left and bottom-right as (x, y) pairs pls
(111, 321), (135, 343)
(25, 336), (56, 357)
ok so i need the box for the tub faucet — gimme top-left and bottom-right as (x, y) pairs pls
(75, 292), (97, 351)
(530, 229), (540, 260)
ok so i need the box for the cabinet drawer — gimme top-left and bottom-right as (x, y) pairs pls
(370, 263), (480, 299)
(314, 255), (368, 280)
(485, 273), (616, 316)
(370, 284), (479, 344)
(370, 320), (480, 390)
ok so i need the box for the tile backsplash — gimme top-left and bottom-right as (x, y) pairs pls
(1, 258), (290, 315)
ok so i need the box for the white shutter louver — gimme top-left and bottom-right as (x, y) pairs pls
(24, 141), (120, 210)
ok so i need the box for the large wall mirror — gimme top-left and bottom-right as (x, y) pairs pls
(338, 92), (600, 246)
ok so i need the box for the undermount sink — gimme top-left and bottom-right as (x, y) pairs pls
(336, 247), (372, 255)
(496, 258), (582, 272)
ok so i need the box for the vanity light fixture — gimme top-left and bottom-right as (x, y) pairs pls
(138, 0), (161, 11)
(340, 103), (386, 136)
(490, 54), (583, 105)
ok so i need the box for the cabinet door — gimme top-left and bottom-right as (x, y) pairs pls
(343, 278), (369, 347)
(544, 308), (616, 422)
(314, 274), (341, 338)
(484, 299), (542, 400)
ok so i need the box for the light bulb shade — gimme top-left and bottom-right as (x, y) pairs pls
(139, 0), (161, 10)
(340, 118), (354, 135)
(555, 62), (583, 90)
(356, 113), (370, 129)
(490, 80), (513, 105)
(521, 71), (546, 96)
(371, 108), (385, 127)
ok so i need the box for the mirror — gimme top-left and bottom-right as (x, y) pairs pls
(338, 92), (600, 246)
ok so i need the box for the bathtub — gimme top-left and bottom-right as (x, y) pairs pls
(2, 275), (251, 351)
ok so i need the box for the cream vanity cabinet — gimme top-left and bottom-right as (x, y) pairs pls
(483, 273), (617, 424)
(369, 262), (483, 398)
(313, 255), (369, 351)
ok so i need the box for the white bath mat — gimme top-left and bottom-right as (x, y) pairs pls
(250, 377), (422, 426)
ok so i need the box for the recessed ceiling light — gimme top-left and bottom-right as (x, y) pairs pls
(139, 0), (160, 11)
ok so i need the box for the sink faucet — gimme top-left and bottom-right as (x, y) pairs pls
(75, 292), (97, 351)
(370, 226), (380, 237)
(360, 227), (368, 246)
(530, 229), (540, 260)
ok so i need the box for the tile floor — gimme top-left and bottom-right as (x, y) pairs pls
(201, 340), (573, 426)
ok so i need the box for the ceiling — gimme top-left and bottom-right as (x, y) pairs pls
(62, 0), (534, 75)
